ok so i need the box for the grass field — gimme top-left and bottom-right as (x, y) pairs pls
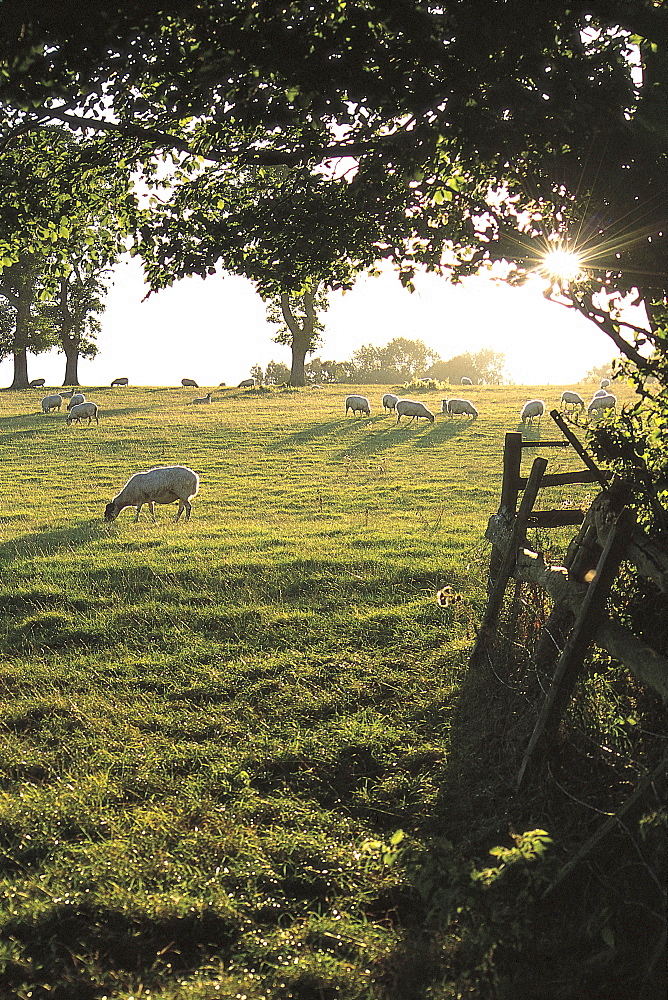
(0, 379), (663, 1000)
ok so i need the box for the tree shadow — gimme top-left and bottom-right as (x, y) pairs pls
(0, 521), (109, 565)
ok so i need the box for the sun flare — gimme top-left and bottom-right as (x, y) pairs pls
(541, 249), (584, 282)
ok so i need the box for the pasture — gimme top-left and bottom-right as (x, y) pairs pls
(0, 379), (655, 1000)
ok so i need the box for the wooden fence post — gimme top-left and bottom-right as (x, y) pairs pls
(471, 456), (548, 670)
(516, 507), (635, 789)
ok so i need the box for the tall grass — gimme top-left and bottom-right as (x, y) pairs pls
(0, 380), (663, 1000)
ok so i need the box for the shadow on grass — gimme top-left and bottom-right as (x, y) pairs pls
(1, 901), (240, 999)
(0, 521), (108, 563)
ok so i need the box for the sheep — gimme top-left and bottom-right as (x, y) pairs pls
(192, 392), (213, 404)
(600, 378), (610, 388)
(345, 394), (371, 416)
(181, 378), (199, 388)
(66, 392), (85, 411)
(396, 398), (435, 424)
(238, 378), (255, 388)
(560, 390), (585, 412)
(104, 466), (199, 523)
(461, 376), (473, 385)
(521, 399), (545, 424)
(66, 401), (99, 425)
(588, 393), (617, 418)
(593, 388), (608, 398)
(382, 392), (399, 412)
(29, 378), (45, 388)
(443, 397), (478, 418)
(41, 393), (63, 413)
(111, 377), (129, 387)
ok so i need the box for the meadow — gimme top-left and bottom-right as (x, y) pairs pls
(0, 379), (661, 1000)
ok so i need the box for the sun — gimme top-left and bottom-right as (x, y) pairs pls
(541, 249), (584, 282)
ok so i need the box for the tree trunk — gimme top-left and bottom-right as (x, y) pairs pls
(290, 336), (309, 386)
(62, 341), (80, 385)
(10, 348), (29, 389)
(9, 288), (32, 389)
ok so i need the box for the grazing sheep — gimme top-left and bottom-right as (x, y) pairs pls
(382, 392), (399, 412)
(111, 377), (129, 387)
(41, 393), (63, 413)
(593, 388), (608, 398)
(396, 398), (435, 424)
(66, 401), (99, 425)
(443, 397), (478, 418)
(345, 394), (371, 416)
(181, 378), (199, 388)
(521, 399), (545, 424)
(104, 466), (199, 523)
(29, 378), (45, 388)
(192, 392), (212, 404)
(66, 392), (85, 411)
(588, 393), (617, 417)
(600, 378), (611, 388)
(238, 378), (255, 388)
(461, 376), (472, 385)
(560, 390), (585, 412)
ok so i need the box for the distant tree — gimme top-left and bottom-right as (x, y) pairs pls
(304, 357), (346, 383)
(349, 337), (441, 383)
(264, 283), (328, 386)
(249, 363), (264, 384)
(264, 360), (291, 384)
(584, 360), (616, 383)
(427, 348), (508, 385)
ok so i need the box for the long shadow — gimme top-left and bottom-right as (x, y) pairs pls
(330, 415), (474, 459)
(267, 416), (388, 451)
(0, 521), (109, 565)
(516, 419), (542, 441)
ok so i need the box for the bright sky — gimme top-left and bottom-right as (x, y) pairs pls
(0, 256), (618, 388)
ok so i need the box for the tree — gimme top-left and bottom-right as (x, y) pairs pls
(50, 263), (110, 385)
(584, 361), (615, 384)
(349, 338), (441, 383)
(264, 361), (291, 385)
(427, 348), (508, 384)
(264, 283), (328, 387)
(0, 254), (57, 387)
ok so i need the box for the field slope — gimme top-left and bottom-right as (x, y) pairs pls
(0, 381), (661, 1000)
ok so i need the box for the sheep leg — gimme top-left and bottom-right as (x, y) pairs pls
(134, 505), (142, 522)
(149, 502), (156, 522)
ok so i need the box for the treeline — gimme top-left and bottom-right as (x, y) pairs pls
(252, 340), (509, 386)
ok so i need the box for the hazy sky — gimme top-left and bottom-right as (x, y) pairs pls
(0, 256), (618, 388)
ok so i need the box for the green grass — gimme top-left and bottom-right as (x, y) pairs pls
(0, 380), (663, 1000)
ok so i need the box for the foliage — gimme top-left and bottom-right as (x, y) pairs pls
(584, 360), (615, 383)
(426, 348), (509, 385)
(348, 337), (441, 384)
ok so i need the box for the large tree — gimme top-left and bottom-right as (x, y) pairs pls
(0, 253), (56, 387)
(264, 283), (328, 387)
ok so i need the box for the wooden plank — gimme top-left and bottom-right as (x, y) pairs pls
(471, 456), (548, 670)
(518, 469), (601, 487)
(549, 410), (609, 485)
(516, 507), (634, 790)
(521, 440), (572, 448)
(528, 509), (585, 528)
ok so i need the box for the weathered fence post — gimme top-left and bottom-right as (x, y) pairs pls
(470, 456), (548, 670)
(516, 506), (635, 789)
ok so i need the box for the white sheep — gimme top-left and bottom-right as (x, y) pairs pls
(461, 376), (472, 385)
(396, 398), (435, 424)
(66, 392), (85, 411)
(192, 392), (212, 404)
(443, 397), (478, 418)
(521, 399), (545, 424)
(600, 378), (610, 388)
(111, 377), (129, 387)
(345, 394), (371, 416)
(382, 392), (399, 412)
(560, 390), (585, 412)
(588, 393), (617, 417)
(41, 393), (63, 413)
(238, 378), (255, 388)
(181, 378), (198, 388)
(66, 401), (99, 425)
(593, 388), (608, 398)
(104, 466), (199, 523)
